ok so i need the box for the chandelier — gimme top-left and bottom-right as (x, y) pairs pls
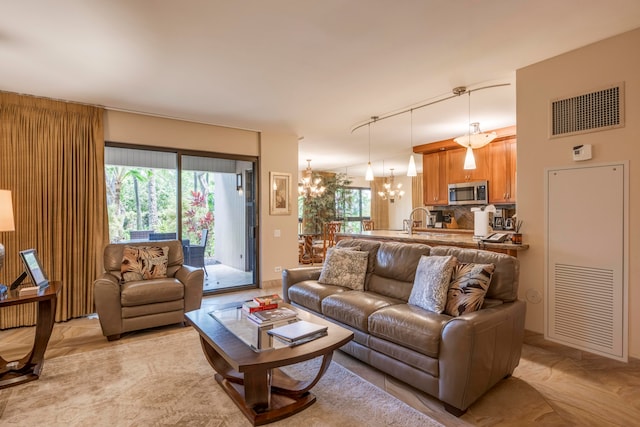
(377, 168), (404, 203)
(298, 159), (326, 198)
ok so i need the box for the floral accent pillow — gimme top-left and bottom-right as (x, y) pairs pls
(121, 246), (169, 283)
(408, 255), (457, 313)
(445, 263), (495, 316)
(318, 247), (368, 290)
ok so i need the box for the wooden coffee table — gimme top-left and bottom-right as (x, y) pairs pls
(185, 303), (353, 426)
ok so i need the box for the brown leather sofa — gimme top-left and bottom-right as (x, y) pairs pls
(282, 239), (526, 415)
(94, 240), (204, 341)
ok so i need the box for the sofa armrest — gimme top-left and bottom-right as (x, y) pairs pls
(281, 267), (323, 303)
(438, 299), (526, 413)
(175, 265), (205, 312)
(93, 273), (123, 337)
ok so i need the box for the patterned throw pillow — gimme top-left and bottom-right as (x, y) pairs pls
(121, 246), (169, 283)
(318, 247), (368, 290)
(408, 255), (457, 313)
(445, 263), (495, 316)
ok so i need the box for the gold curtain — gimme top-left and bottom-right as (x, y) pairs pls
(0, 92), (107, 328)
(412, 173), (424, 208)
(370, 178), (389, 230)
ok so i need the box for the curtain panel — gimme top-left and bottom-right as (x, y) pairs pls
(0, 92), (107, 328)
(370, 178), (389, 231)
(412, 173), (424, 209)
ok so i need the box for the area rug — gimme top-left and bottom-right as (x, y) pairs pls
(0, 329), (443, 426)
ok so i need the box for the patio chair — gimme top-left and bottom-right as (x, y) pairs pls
(186, 229), (209, 276)
(129, 230), (153, 240)
(149, 232), (177, 240)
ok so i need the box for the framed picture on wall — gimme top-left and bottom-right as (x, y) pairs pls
(270, 172), (291, 215)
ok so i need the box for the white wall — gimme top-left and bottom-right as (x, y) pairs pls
(516, 28), (640, 357)
(213, 173), (246, 270)
(259, 131), (299, 281)
(388, 175), (413, 230)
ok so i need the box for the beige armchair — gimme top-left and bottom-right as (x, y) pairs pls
(94, 240), (204, 341)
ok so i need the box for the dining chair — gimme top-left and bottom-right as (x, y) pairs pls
(186, 229), (209, 276)
(312, 221), (341, 264)
(362, 220), (374, 231)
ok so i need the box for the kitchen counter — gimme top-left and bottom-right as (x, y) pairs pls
(336, 229), (529, 257)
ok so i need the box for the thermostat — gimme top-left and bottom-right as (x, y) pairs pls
(572, 144), (592, 161)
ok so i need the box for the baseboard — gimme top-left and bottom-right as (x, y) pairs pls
(260, 278), (281, 290)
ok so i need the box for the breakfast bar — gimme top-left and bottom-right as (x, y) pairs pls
(336, 229), (528, 257)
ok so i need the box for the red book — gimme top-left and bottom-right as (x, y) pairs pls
(242, 301), (278, 313)
(253, 294), (283, 306)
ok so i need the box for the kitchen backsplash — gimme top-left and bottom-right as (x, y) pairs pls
(431, 205), (516, 230)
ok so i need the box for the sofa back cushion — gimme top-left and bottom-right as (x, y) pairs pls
(430, 246), (519, 302)
(336, 239), (381, 287)
(368, 242), (431, 301)
(104, 240), (185, 280)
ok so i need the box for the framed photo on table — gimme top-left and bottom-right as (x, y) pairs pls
(270, 172), (291, 215)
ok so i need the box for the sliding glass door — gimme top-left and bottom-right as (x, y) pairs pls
(105, 145), (257, 293)
(180, 156), (256, 292)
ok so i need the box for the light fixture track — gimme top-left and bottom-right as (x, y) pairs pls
(350, 83), (510, 134)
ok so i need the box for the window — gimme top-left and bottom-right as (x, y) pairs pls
(336, 187), (371, 233)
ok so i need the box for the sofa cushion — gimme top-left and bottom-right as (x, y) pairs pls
(321, 291), (402, 332)
(121, 245), (169, 283)
(120, 277), (184, 306)
(445, 263), (495, 316)
(288, 281), (348, 313)
(430, 246), (519, 302)
(408, 255), (457, 313)
(368, 304), (451, 359)
(318, 248), (368, 290)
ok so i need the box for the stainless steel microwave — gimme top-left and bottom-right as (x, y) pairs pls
(448, 180), (488, 205)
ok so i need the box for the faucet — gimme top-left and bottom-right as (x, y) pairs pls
(407, 207), (431, 235)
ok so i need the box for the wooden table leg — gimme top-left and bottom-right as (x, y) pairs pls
(198, 336), (328, 426)
(0, 293), (57, 388)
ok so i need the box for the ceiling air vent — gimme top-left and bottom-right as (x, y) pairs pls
(550, 83), (624, 138)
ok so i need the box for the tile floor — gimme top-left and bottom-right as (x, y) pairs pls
(1, 283), (639, 426)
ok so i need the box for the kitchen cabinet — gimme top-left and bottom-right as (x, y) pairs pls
(422, 150), (448, 205)
(413, 125), (517, 207)
(446, 146), (489, 184)
(489, 138), (517, 204)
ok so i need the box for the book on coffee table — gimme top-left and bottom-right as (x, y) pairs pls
(267, 320), (328, 343)
(247, 306), (298, 324)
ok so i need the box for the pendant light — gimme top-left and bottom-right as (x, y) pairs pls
(365, 117), (377, 181)
(407, 109), (417, 177)
(453, 87), (497, 170)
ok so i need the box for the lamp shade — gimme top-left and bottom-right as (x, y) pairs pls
(407, 154), (417, 177)
(454, 122), (497, 149)
(0, 190), (15, 232)
(365, 162), (374, 181)
(463, 146), (477, 170)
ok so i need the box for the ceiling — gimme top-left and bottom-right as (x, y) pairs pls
(2, 1), (639, 177)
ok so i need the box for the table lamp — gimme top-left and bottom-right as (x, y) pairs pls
(0, 190), (16, 285)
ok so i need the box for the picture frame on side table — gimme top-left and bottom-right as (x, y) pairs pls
(270, 172), (291, 215)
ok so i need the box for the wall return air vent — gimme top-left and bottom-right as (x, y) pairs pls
(550, 83), (624, 138)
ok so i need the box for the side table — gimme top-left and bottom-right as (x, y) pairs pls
(0, 281), (60, 389)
